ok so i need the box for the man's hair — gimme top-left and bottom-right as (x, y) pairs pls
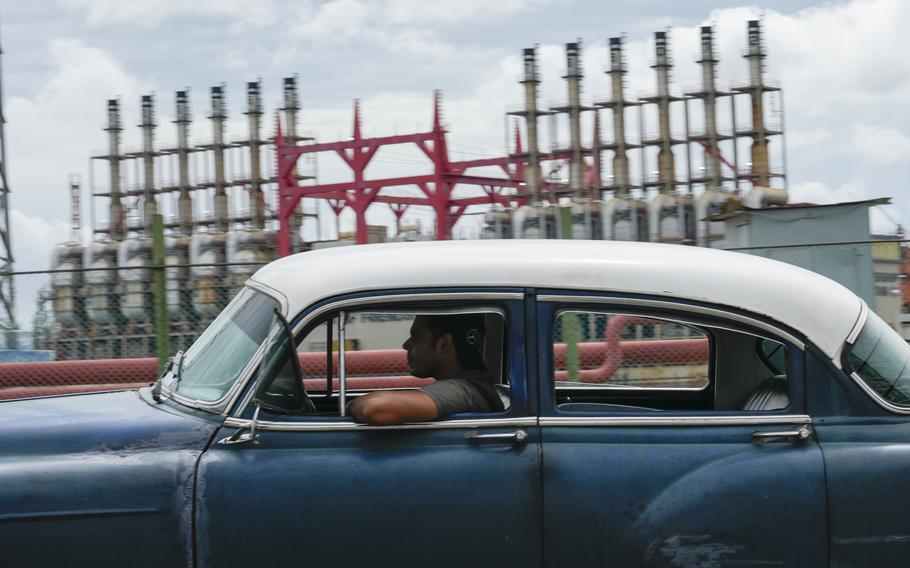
(424, 314), (487, 371)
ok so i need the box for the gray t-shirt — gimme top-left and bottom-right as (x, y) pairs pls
(421, 370), (498, 417)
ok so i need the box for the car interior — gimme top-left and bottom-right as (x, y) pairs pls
(553, 315), (790, 413)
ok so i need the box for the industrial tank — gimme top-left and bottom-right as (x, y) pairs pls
(602, 196), (648, 241)
(83, 240), (121, 325)
(117, 237), (154, 324)
(392, 223), (426, 242)
(190, 232), (229, 319)
(50, 242), (85, 327)
(648, 193), (695, 244)
(569, 200), (603, 240)
(512, 204), (557, 239)
(227, 228), (275, 292)
(695, 188), (734, 248)
(481, 209), (513, 239)
(165, 235), (192, 322)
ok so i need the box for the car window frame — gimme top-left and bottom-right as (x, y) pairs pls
(227, 288), (533, 429)
(535, 291), (808, 419)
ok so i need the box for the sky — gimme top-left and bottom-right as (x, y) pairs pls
(2, 0), (910, 325)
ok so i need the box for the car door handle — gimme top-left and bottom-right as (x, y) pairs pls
(465, 429), (528, 444)
(751, 426), (812, 444)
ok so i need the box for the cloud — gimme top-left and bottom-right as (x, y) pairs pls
(293, 0), (372, 43)
(61, 0), (277, 29)
(383, 0), (556, 24)
(6, 38), (146, 230)
(789, 179), (870, 205)
(788, 178), (897, 234)
(850, 123), (910, 163)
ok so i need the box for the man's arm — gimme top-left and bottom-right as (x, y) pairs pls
(348, 390), (439, 425)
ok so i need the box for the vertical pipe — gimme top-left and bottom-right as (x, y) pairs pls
(338, 311), (347, 416)
(106, 99), (124, 240)
(608, 37), (630, 197)
(521, 48), (541, 203)
(565, 42), (584, 198)
(653, 31), (675, 195)
(140, 94), (158, 232)
(151, 213), (170, 374)
(698, 26), (722, 189)
(283, 76), (302, 247)
(246, 80), (264, 229)
(69, 175), (81, 240)
(175, 90), (193, 235)
(210, 85), (228, 232)
(745, 20), (769, 187)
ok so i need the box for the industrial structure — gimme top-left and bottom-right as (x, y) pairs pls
(43, 19), (789, 359)
(0, 34), (15, 345)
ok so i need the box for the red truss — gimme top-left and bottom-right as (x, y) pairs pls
(274, 91), (528, 256)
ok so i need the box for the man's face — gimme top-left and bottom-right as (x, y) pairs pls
(402, 316), (445, 378)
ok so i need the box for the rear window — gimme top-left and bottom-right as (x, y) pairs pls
(845, 311), (910, 407)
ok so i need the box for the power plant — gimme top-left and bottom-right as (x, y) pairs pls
(43, 20), (788, 359)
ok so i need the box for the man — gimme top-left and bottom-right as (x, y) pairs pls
(349, 314), (503, 425)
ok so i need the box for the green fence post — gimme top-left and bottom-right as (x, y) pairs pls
(151, 214), (171, 374)
(559, 205), (581, 382)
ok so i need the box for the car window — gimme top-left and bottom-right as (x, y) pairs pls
(845, 310), (910, 407)
(258, 308), (510, 417)
(554, 311), (709, 389)
(166, 287), (280, 402)
(551, 309), (790, 413)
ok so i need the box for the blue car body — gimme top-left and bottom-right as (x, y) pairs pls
(2, 240), (909, 567)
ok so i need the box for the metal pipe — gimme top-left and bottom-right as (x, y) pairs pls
(69, 175), (81, 240)
(210, 85), (228, 232)
(565, 42), (584, 198)
(653, 31), (675, 194)
(175, 90), (193, 234)
(745, 20), (769, 187)
(105, 99), (124, 240)
(283, 76), (302, 248)
(521, 48), (541, 203)
(140, 94), (158, 232)
(608, 37), (630, 197)
(698, 26), (722, 189)
(338, 310), (347, 416)
(246, 80), (264, 229)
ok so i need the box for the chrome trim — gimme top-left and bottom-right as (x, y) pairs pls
(845, 301), (868, 345)
(465, 429), (528, 443)
(540, 414), (812, 427)
(291, 293), (521, 336)
(751, 425), (813, 443)
(338, 311), (347, 416)
(538, 294), (805, 350)
(233, 292), (518, 417)
(221, 416), (537, 432)
(247, 279), (290, 316)
(848, 371), (910, 415)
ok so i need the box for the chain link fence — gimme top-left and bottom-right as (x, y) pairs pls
(0, 262), (263, 400)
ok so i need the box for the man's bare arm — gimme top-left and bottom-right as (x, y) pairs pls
(348, 390), (439, 425)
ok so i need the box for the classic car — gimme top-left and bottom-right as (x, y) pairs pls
(1, 239), (907, 567)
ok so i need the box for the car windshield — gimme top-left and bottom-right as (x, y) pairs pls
(846, 310), (910, 407)
(164, 287), (280, 403)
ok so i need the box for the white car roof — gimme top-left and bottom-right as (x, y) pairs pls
(250, 239), (862, 360)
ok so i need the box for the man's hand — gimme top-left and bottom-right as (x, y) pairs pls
(348, 390), (439, 425)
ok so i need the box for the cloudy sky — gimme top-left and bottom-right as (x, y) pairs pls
(3, 1), (909, 279)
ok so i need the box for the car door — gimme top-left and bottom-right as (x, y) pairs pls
(536, 292), (828, 567)
(809, 310), (910, 566)
(194, 291), (541, 568)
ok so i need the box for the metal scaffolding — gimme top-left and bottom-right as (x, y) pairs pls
(0, 28), (15, 333)
(275, 91), (527, 255)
